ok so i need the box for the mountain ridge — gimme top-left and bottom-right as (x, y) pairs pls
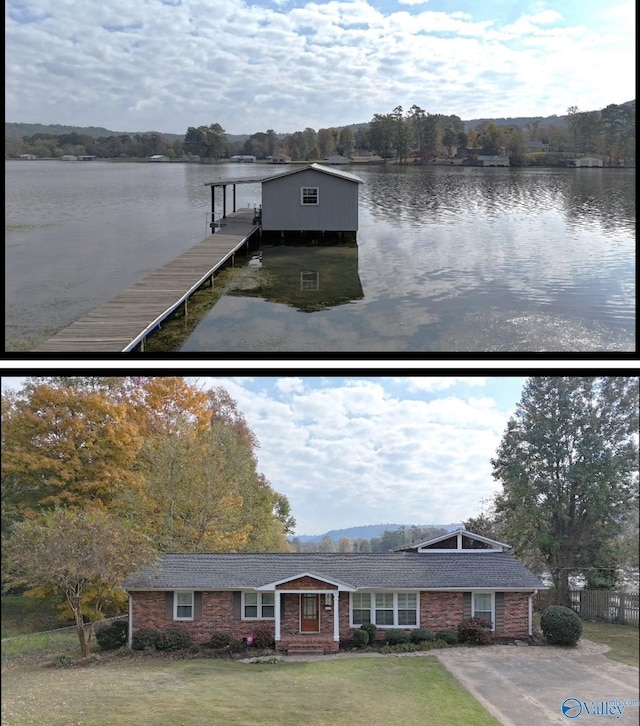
(7, 101), (635, 141)
(291, 522), (462, 544)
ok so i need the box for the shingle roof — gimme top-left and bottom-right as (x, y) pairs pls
(122, 552), (545, 591)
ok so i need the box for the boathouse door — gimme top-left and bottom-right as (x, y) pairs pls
(300, 594), (319, 632)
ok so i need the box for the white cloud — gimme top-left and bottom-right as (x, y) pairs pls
(203, 376), (519, 534)
(4, 0), (634, 134)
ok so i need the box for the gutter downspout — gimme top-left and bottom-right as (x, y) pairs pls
(529, 590), (538, 638)
(128, 593), (133, 647)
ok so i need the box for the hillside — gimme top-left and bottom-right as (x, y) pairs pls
(4, 122), (184, 141)
(292, 522), (461, 544)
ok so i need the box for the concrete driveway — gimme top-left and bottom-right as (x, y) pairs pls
(436, 639), (639, 725)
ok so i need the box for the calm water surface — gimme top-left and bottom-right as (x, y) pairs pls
(5, 160), (635, 353)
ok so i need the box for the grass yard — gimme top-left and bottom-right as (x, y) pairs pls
(1, 655), (502, 726)
(580, 620), (639, 668)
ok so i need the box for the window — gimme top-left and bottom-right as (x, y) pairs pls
(352, 592), (371, 624)
(397, 593), (418, 626)
(301, 187), (319, 205)
(175, 591), (194, 620)
(351, 593), (419, 627)
(243, 592), (275, 619)
(472, 592), (494, 628)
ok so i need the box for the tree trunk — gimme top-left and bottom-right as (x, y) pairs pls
(551, 567), (571, 607)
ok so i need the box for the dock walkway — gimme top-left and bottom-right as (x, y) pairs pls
(33, 209), (258, 353)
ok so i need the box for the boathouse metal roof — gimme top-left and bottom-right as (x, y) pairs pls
(204, 163), (363, 188)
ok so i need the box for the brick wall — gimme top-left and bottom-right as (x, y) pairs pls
(131, 591), (271, 645)
(131, 589), (532, 645)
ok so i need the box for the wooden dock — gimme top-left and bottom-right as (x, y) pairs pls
(32, 209), (259, 353)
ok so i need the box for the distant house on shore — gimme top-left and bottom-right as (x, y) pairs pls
(60, 155), (78, 161)
(149, 154), (169, 162)
(19, 154), (38, 160)
(230, 155), (256, 163)
(526, 141), (550, 153)
(325, 155), (350, 165)
(78, 155), (96, 161)
(567, 156), (603, 167)
(477, 155), (510, 167)
(270, 154), (292, 164)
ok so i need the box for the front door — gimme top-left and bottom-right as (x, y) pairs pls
(300, 594), (319, 632)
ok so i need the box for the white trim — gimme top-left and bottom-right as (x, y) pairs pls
(256, 571), (355, 591)
(300, 186), (319, 205)
(241, 591), (275, 620)
(333, 592), (340, 642)
(471, 591), (495, 631)
(275, 592), (281, 642)
(350, 591), (420, 629)
(174, 590), (194, 621)
(408, 529), (510, 552)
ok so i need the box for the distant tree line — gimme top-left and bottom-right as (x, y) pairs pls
(289, 525), (450, 553)
(5, 101), (634, 165)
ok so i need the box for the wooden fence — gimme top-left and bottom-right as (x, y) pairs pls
(535, 590), (639, 627)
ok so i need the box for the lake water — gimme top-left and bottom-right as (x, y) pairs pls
(5, 160), (636, 353)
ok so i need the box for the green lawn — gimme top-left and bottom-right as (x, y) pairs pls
(1, 655), (501, 726)
(580, 620), (639, 668)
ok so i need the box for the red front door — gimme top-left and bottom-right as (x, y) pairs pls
(300, 594), (319, 632)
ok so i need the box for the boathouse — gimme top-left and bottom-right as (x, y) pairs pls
(261, 163), (362, 239)
(567, 156), (603, 167)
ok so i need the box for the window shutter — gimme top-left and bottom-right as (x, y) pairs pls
(165, 591), (174, 620)
(463, 592), (472, 619)
(495, 592), (504, 632)
(233, 591), (242, 619)
(194, 592), (202, 621)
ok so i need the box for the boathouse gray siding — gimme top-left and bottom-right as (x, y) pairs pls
(261, 165), (361, 232)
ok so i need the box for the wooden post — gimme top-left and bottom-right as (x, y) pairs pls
(233, 184), (237, 213)
(210, 185), (216, 233)
(222, 184), (227, 218)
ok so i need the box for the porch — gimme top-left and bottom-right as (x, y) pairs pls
(258, 574), (354, 655)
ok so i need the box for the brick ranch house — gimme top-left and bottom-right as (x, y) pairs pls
(122, 529), (546, 655)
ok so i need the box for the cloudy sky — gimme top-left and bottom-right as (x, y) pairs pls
(193, 375), (528, 535)
(5, 0), (635, 135)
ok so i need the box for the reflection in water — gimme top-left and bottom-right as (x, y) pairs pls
(5, 161), (635, 352)
(227, 241), (363, 313)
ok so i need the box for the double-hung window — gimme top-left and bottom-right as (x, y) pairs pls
(301, 187), (319, 205)
(472, 592), (494, 629)
(243, 592), (275, 619)
(174, 591), (194, 620)
(351, 592), (418, 627)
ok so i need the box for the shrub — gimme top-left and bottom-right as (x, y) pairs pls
(360, 623), (377, 643)
(95, 619), (128, 651)
(157, 626), (193, 651)
(252, 624), (275, 649)
(352, 629), (370, 648)
(132, 628), (161, 651)
(51, 654), (73, 668)
(457, 617), (493, 645)
(540, 606), (582, 646)
(228, 639), (245, 654)
(209, 632), (232, 649)
(436, 630), (459, 645)
(410, 628), (435, 644)
(384, 630), (410, 645)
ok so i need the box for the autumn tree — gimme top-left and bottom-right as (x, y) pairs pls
(2, 508), (156, 657)
(1, 380), (143, 526)
(491, 376), (639, 605)
(2, 377), (295, 553)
